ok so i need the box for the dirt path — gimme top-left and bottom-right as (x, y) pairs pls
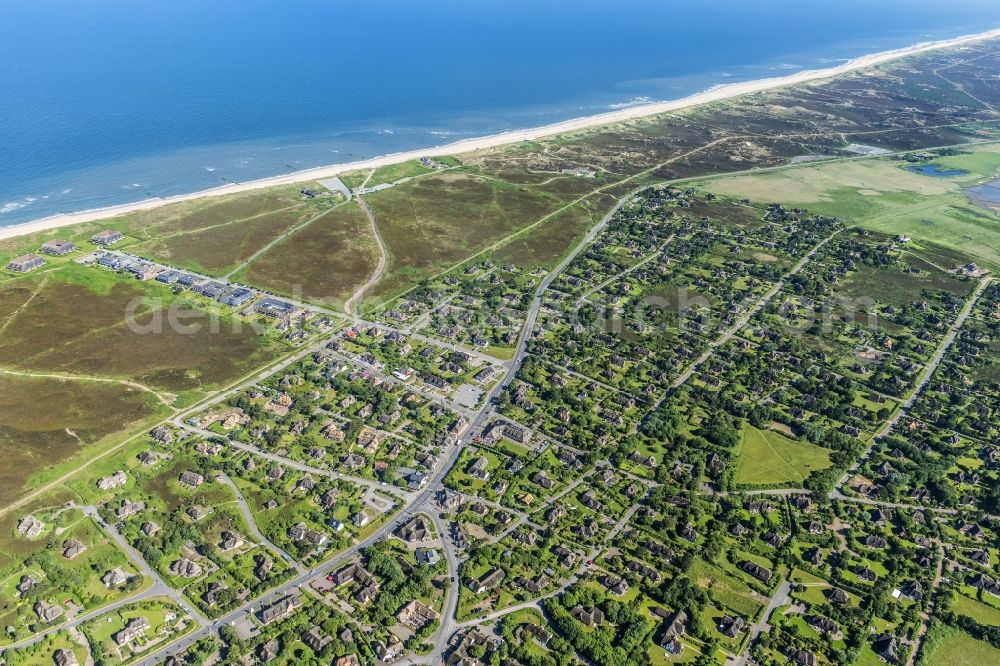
(132, 203), (307, 247)
(0, 335), (324, 520)
(343, 193), (388, 316)
(0, 367), (177, 408)
(0, 274), (49, 336)
(222, 201), (345, 279)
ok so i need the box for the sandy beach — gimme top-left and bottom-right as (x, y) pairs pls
(3, 27), (999, 243)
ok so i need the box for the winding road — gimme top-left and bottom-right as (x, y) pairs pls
(215, 472), (304, 574)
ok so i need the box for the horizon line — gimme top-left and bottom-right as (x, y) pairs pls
(2, 25), (1000, 243)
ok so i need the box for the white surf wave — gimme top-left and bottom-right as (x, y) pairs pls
(0, 197), (35, 215)
(607, 96), (655, 110)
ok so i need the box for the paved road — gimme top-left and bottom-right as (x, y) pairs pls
(7, 584), (172, 651)
(671, 227), (844, 390)
(9, 507), (209, 652)
(0, 246), (506, 517)
(323, 347), (478, 417)
(134, 364), (493, 665)
(432, 512), (463, 656)
(216, 473), (305, 574)
(722, 278), (994, 666)
(83, 506), (209, 624)
(831, 276), (993, 493)
(55, 245), (533, 664)
(457, 599), (544, 628)
(13, 198), (992, 666)
(0, 348), (329, 520)
(416, 184), (636, 651)
(8, 130), (1000, 663)
(497, 182), (637, 397)
(735, 580), (791, 666)
(132, 480), (447, 666)
(574, 234), (673, 306)
(180, 422), (411, 501)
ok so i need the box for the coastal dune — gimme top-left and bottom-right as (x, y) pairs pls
(3, 27), (999, 243)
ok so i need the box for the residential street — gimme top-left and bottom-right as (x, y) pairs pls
(670, 227), (844, 390)
(2, 117), (996, 666)
(9, 506), (209, 652)
(215, 472), (305, 574)
(734, 581), (791, 666)
(831, 275), (993, 493)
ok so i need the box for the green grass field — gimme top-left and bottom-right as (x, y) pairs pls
(697, 144), (1000, 270)
(689, 559), (763, 618)
(951, 594), (1000, 626)
(2, 629), (83, 665)
(82, 597), (194, 664)
(733, 425), (832, 486)
(919, 623), (1000, 666)
(789, 569), (838, 607)
(366, 159), (447, 186)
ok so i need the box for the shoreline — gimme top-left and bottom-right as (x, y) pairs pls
(3, 27), (999, 243)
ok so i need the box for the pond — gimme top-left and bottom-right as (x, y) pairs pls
(964, 177), (1000, 205)
(903, 163), (968, 177)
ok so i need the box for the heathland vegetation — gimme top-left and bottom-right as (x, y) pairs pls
(3, 35), (1000, 666)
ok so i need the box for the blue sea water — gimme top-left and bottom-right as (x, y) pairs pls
(2, 0), (1000, 227)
